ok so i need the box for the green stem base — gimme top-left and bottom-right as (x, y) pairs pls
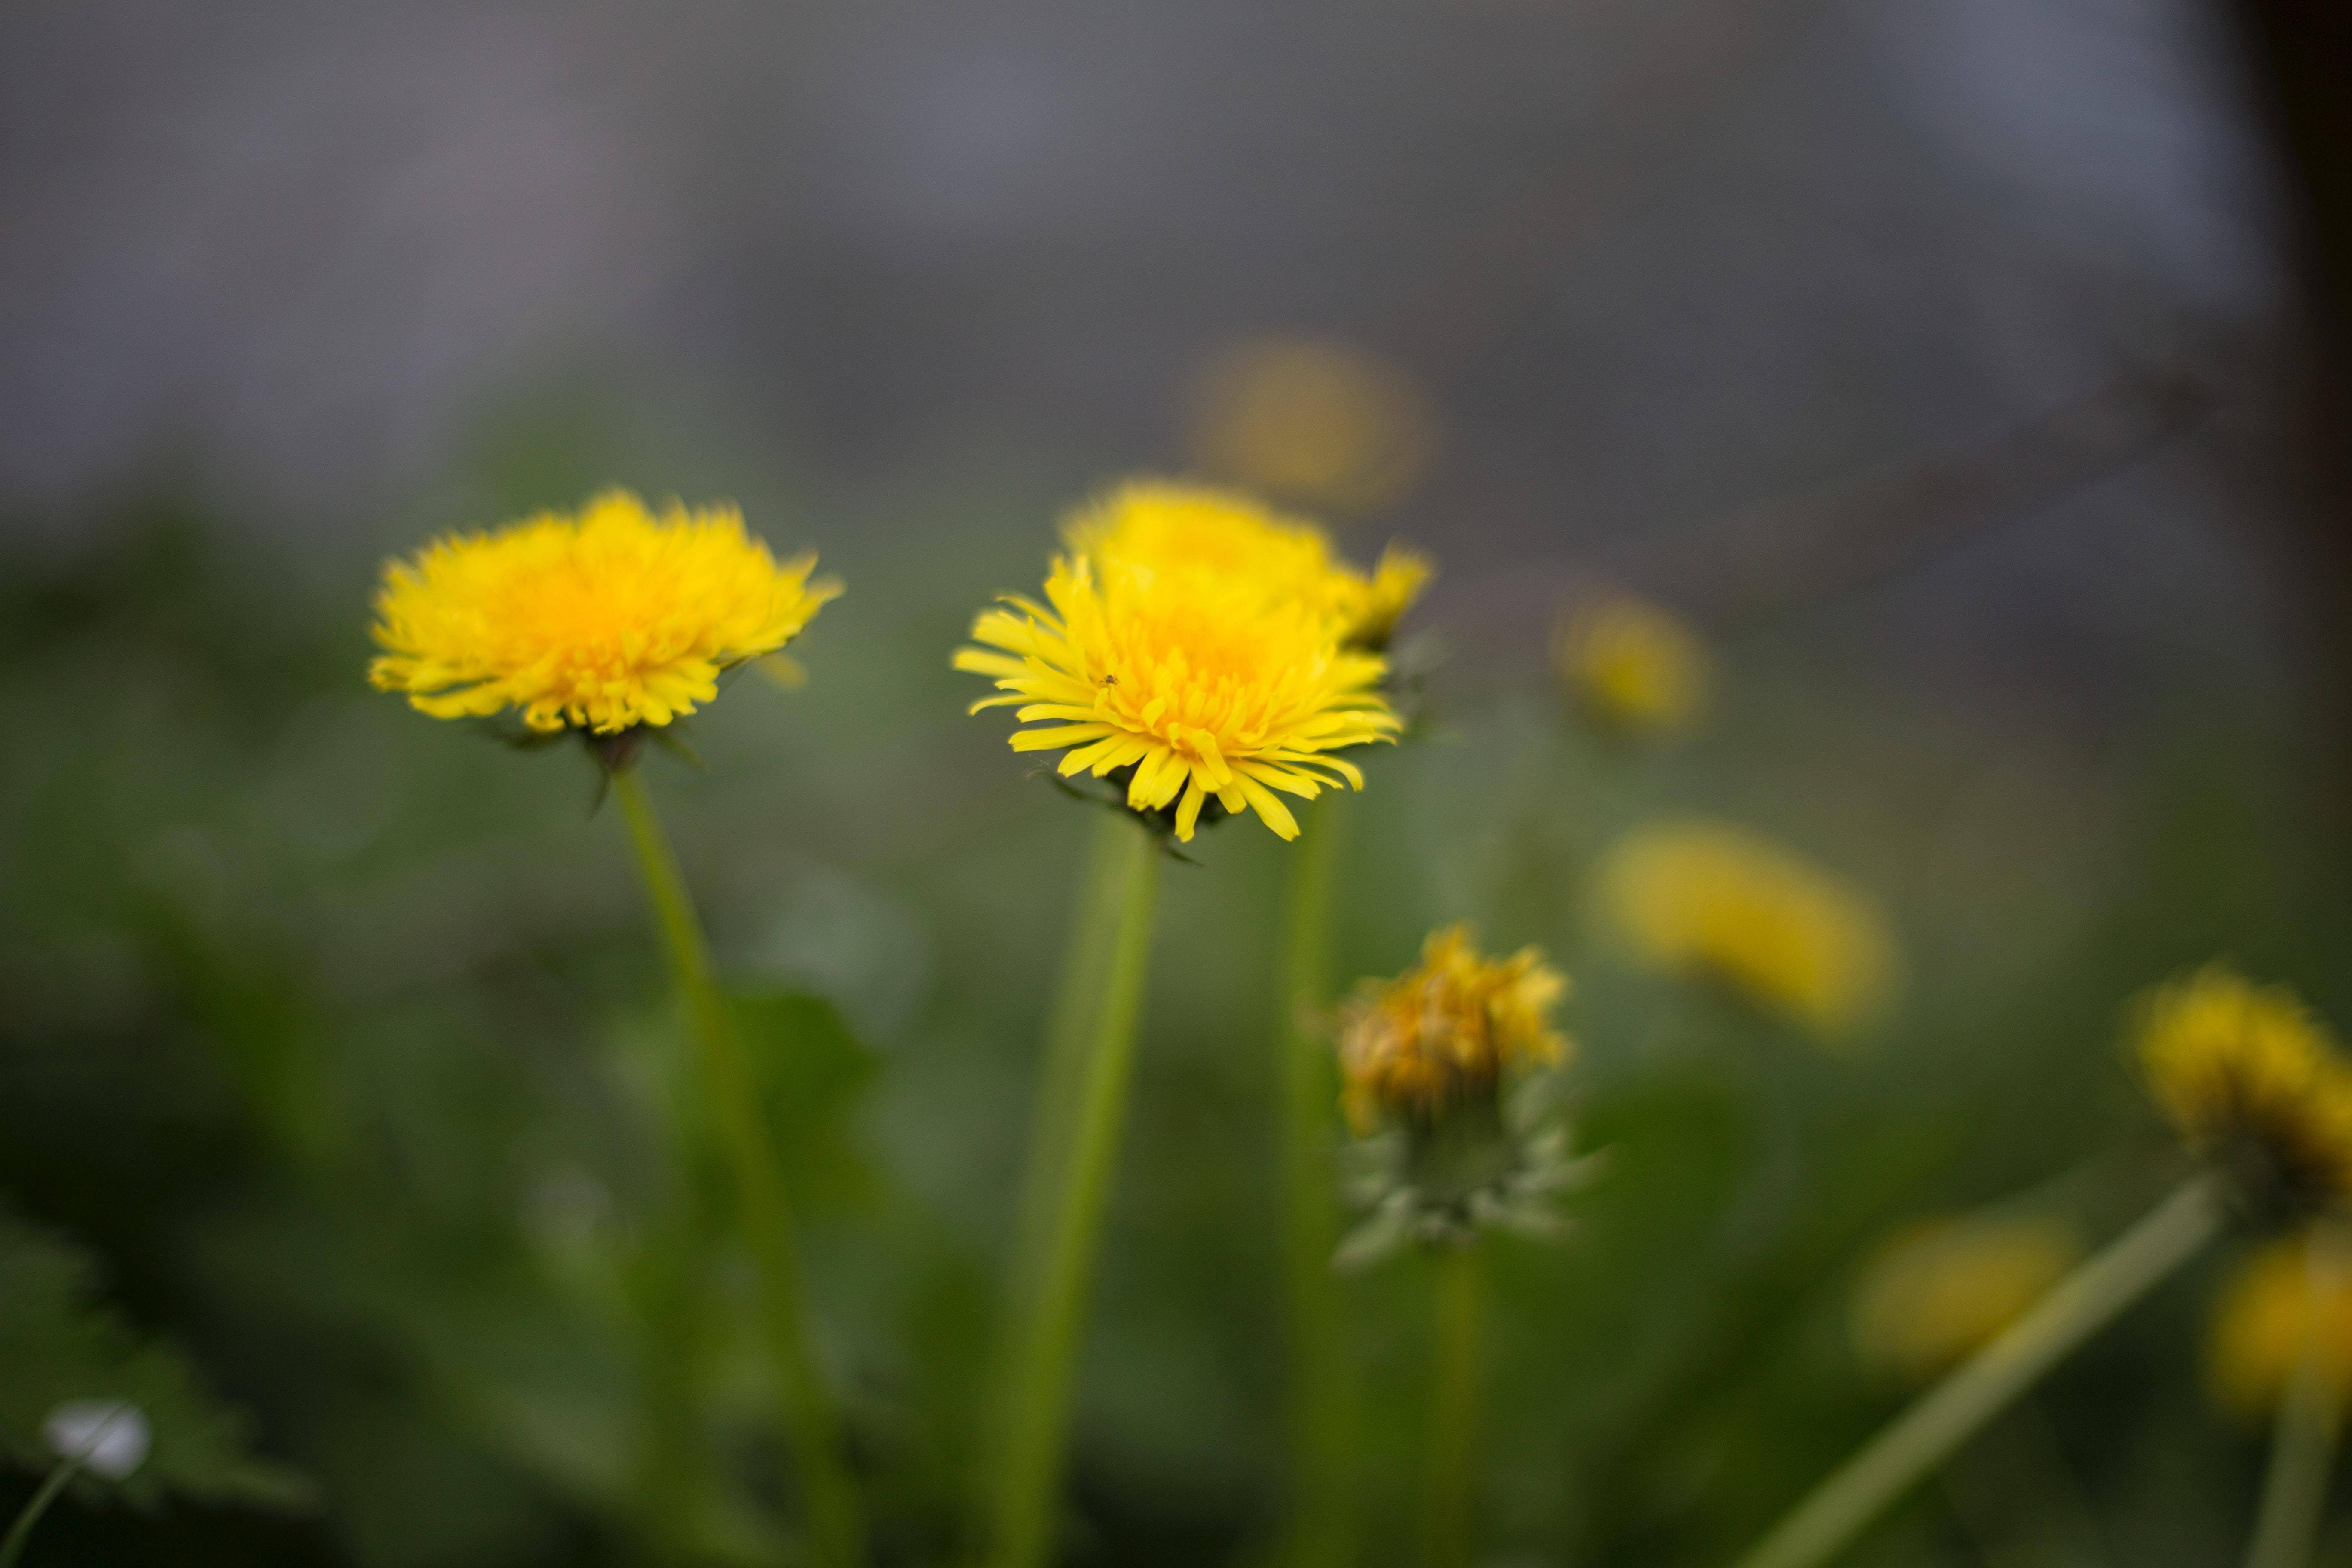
(986, 818), (1163, 1568)
(613, 767), (864, 1567)
(1278, 799), (1354, 1568)
(1423, 1244), (1484, 1568)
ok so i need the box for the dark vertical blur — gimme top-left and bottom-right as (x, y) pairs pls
(2225, 0), (2352, 740)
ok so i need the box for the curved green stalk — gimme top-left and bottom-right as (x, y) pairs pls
(1423, 1243), (1485, 1568)
(1731, 1175), (2223, 1568)
(988, 818), (1163, 1568)
(612, 767), (864, 1567)
(0, 1456), (86, 1568)
(1278, 797), (1354, 1568)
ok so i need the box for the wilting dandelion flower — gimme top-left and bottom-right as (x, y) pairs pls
(955, 553), (1400, 841)
(370, 489), (839, 735)
(1555, 592), (1709, 736)
(2209, 1237), (2352, 1416)
(1850, 1216), (2083, 1386)
(1338, 925), (1569, 1134)
(1066, 479), (1430, 652)
(1186, 336), (1437, 513)
(1593, 820), (1895, 1038)
(2135, 966), (2352, 1224)
(1332, 926), (1591, 1262)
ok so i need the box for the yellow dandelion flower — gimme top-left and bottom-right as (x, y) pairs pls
(1342, 545), (1435, 654)
(954, 553), (1400, 841)
(370, 489), (839, 735)
(2134, 966), (2352, 1220)
(1593, 820), (1896, 1038)
(1850, 1215), (2083, 1385)
(1066, 480), (1431, 651)
(1185, 335), (1437, 513)
(2209, 1237), (2352, 1416)
(1337, 925), (1570, 1132)
(1555, 592), (1709, 735)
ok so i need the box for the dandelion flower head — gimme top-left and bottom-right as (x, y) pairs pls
(954, 552), (1400, 841)
(1556, 592), (1710, 735)
(1338, 925), (1569, 1132)
(2209, 1236), (2352, 1417)
(370, 489), (839, 735)
(2135, 966), (2352, 1220)
(1594, 820), (1895, 1038)
(1850, 1215), (2081, 1385)
(1066, 480), (1430, 651)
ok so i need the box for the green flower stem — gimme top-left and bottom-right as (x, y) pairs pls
(1423, 1243), (1485, 1568)
(1006, 810), (1137, 1332)
(2242, 1246), (2345, 1568)
(0, 1455), (87, 1568)
(980, 809), (1128, 1550)
(1732, 1174), (2224, 1568)
(612, 767), (864, 1568)
(988, 817), (1163, 1568)
(1277, 797), (1355, 1568)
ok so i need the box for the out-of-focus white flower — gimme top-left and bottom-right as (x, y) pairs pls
(42, 1400), (150, 1479)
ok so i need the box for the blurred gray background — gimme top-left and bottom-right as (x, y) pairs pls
(1, 0), (2341, 729)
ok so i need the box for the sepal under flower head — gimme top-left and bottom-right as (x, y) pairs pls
(2135, 965), (2352, 1226)
(954, 552), (1400, 841)
(1335, 1081), (1599, 1267)
(370, 489), (839, 736)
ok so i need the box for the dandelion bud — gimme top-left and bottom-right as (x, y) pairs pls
(1337, 926), (1568, 1134)
(1332, 928), (1591, 1262)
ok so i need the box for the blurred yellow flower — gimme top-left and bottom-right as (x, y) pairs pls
(1555, 592), (1709, 736)
(1344, 545), (1434, 655)
(370, 489), (838, 735)
(2208, 1237), (2352, 1417)
(1066, 479), (1430, 651)
(1593, 821), (1896, 1038)
(2134, 966), (2352, 1220)
(1338, 925), (1569, 1132)
(954, 554), (1400, 841)
(1186, 336), (1437, 513)
(1850, 1215), (2083, 1385)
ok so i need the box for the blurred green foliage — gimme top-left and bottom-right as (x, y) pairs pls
(2, 462), (2349, 1567)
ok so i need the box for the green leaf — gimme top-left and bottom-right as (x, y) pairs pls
(729, 990), (885, 1213)
(0, 1206), (312, 1511)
